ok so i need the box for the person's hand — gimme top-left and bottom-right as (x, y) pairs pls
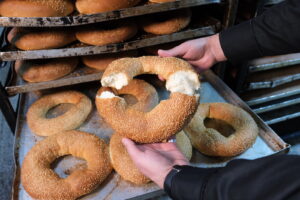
(122, 138), (189, 188)
(158, 34), (227, 73)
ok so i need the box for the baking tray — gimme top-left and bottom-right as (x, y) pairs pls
(0, 0), (221, 27)
(12, 70), (290, 200)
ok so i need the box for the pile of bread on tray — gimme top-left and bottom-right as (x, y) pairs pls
(2, 0), (192, 84)
(3, 0), (259, 199)
(20, 55), (259, 199)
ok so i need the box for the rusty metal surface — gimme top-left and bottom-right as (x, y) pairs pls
(12, 72), (289, 200)
(248, 53), (300, 73)
(0, 0), (220, 27)
(260, 104), (300, 125)
(0, 26), (216, 61)
(252, 96), (300, 114)
(243, 80), (300, 106)
(246, 64), (300, 90)
(6, 69), (103, 96)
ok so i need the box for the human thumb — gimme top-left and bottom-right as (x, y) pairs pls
(122, 138), (141, 158)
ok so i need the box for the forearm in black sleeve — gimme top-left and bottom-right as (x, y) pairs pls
(165, 155), (300, 200)
(219, 0), (300, 63)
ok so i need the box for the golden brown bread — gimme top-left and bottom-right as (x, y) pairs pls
(76, 20), (137, 46)
(140, 9), (191, 35)
(109, 131), (192, 185)
(27, 91), (92, 136)
(97, 79), (159, 113)
(104, 79), (158, 184)
(98, 92), (198, 143)
(82, 51), (138, 71)
(15, 57), (78, 83)
(8, 27), (77, 50)
(99, 56), (200, 143)
(76, 0), (141, 14)
(184, 103), (258, 157)
(0, 0), (74, 17)
(21, 130), (112, 200)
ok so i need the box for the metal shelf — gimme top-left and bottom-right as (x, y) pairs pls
(0, 25), (217, 61)
(252, 95), (300, 114)
(248, 53), (300, 73)
(0, 0), (221, 27)
(244, 81), (300, 106)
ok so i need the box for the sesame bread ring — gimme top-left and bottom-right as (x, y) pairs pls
(82, 51), (138, 71)
(27, 91), (92, 136)
(109, 131), (192, 185)
(15, 57), (78, 83)
(98, 56), (200, 143)
(96, 79), (159, 113)
(141, 9), (191, 35)
(76, 0), (141, 14)
(8, 27), (77, 51)
(76, 20), (137, 46)
(21, 130), (112, 200)
(176, 130), (193, 161)
(0, 0), (74, 17)
(184, 103), (258, 157)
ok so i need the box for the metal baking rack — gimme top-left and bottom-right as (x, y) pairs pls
(236, 54), (300, 126)
(0, 0), (238, 134)
(0, 24), (218, 61)
(0, 0), (221, 27)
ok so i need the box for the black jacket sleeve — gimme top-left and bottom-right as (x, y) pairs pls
(165, 155), (300, 200)
(219, 0), (300, 63)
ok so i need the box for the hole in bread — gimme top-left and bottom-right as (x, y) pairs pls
(120, 94), (138, 106)
(51, 155), (87, 178)
(46, 103), (74, 118)
(204, 118), (235, 138)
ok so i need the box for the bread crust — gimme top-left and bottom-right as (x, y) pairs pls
(8, 27), (77, 50)
(109, 130), (192, 185)
(82, 51), (138, 71)
(141, 9), (191, 35)
(15, 57), (78, 83)
(99, 56), (200, 143)
(27, 91), (92, 136)
(0, 0), (74, 17)
(21, 130), (112, 200)
(76, 0), (141, 14)
(185, 103), (258, 157)
(76, 20), (137, 46)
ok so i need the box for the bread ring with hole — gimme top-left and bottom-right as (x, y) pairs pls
(109, 131), (192, 185)
(0, 0), (74, 17)
(8, 27), (77, 50)
(27, 91), (92, 136)
(15, 57), (78, 83)
(76, 20), (137, 46)
(76, 0), (141, 14)
(98, 56), (200, 143)
(184, 103), (258, 157)
(21, 130), (112, 200)
(140, 9), (191, 35)
(96, 79), (159, 113)
(82, 51), (138, 71)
